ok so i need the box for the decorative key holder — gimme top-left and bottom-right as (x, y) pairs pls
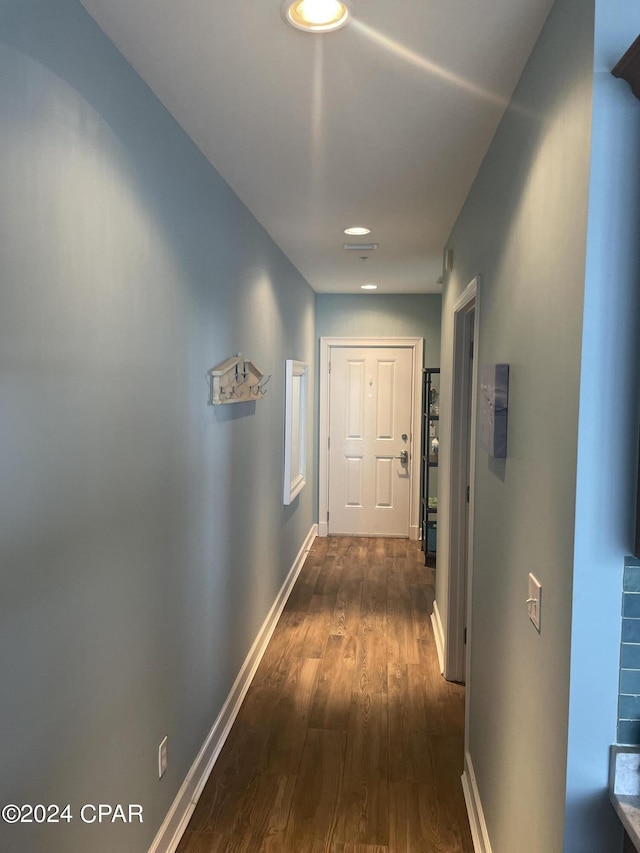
(208, 354), (270, 405)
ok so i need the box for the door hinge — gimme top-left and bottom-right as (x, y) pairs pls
(329, 361), (331, 373)
(464, 628), (467, 645)
(327, 511), (329, 522)
(328, 436), (330, 450)
(466, 485), (470, 503)
(469, 340), (474, 360)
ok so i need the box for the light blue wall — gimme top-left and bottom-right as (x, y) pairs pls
(316, 294), (442, 368)
(438, 0), (596, 849)
(0, 2), (315, 851)
(564, 1), (640, 849)
(439, 0), (640, 848)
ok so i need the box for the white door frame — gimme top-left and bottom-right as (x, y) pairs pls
(446, 277), (480, 684)
(319, 337), (424, 539)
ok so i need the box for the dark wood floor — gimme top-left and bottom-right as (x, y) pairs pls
(177, 537), (474, 853)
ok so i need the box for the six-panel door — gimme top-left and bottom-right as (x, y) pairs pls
(328, 346), (413, 536)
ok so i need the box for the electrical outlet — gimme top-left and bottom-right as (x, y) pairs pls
(158, 736), (168, 779)
(527, 573), (542, 632)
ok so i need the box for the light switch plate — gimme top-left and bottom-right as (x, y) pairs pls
(528, 573), (542, 632)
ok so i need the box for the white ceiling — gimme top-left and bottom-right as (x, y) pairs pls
(79, 0), (553, 294)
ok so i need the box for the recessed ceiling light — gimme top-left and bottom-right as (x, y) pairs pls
(282, 0), (351, 33)
(344, 226), (371, 236)
(361, 284), (378, 290)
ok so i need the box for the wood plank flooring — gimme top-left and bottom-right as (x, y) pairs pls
(177, 537), (473, 853)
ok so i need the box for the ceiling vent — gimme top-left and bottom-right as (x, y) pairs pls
(343, 243), (379, 251)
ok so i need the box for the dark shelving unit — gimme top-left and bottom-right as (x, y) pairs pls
(420, 368), (440, 566)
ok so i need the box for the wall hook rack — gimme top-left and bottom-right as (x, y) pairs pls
(208, 353), (270, 405)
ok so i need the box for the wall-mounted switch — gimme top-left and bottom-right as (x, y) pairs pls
(527, 573), (542, 632)
(158, 736), (168, 779)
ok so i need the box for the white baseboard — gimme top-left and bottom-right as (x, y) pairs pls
(431, 601), (445, 675)
(317, 522), (418, 539)
(318, 522), (418, 539)
(461, 751), (492, 853)
(147, 524), (318, 853)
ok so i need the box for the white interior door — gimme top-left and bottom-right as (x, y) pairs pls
(328, 346), (413, 537)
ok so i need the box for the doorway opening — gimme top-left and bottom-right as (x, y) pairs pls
(446, 277), (480, 684)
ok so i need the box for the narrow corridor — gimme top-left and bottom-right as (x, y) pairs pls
(177, 537), (473, 852)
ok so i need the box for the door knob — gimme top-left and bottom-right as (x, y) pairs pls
(396, 450), (409, 464)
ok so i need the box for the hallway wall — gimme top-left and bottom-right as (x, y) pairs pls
(565, 0), (640, 847)
(316, 293), (442, 366)
(438, 0), (595, 849)
(0, 2), (315, 851)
